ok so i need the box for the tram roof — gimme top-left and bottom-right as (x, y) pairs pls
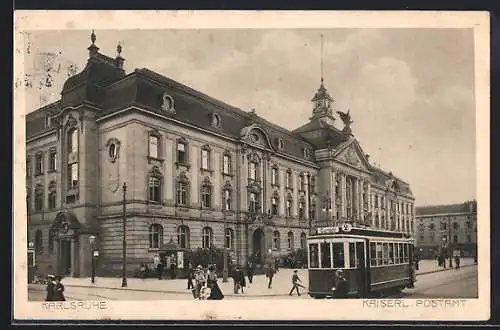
(309, 226), (413, 240)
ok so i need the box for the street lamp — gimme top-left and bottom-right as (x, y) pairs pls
(121, 182), (128, 288)
(448, 216), (453, 268)
(89, 235), (96, 284)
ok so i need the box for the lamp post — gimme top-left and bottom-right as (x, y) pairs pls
(222, 209), (228, 283)
(448, 216), (453, 268)
(121, 182), (128, 288)
(89, 235), (96, 284)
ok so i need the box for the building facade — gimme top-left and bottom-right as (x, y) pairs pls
(415, 201), (477, 259)
(26, 32), (415, 278)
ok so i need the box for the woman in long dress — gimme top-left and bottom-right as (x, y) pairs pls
(206, 265), (224, 300)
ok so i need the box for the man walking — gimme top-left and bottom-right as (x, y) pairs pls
(247, 261), (255, 285)
(265, 263), (275, 289)
(232, 266), (242, 294)
(154, 254), (163, 280)
(289, 270), (305, 296)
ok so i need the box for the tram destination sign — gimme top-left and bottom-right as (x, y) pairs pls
(314, 224), (411, 239)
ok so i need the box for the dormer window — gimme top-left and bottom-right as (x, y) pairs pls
(44, 115), (52, 129)
(210, 113), (222, 128)
(277, 138), (284, 150)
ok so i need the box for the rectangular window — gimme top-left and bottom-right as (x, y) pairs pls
(149, 135), (159, 158)
(403, 244), (409, 263)
(399, 243), (404, 263)
(376, 243), (383, 265)
(286, 200), (292, 217)
(249, 192), (257, 212)
(223, 190), (231, 211)
(332, 242), (344, 268)
(177, 143), (186, 163)
(271, 198), (278, 215)
(48, 192), (56, 209)
(453, 235), (458, 244)
(309, 244), (319, 268)
(388, 243), (394, 264)
(382, 243), (389, 265)
(223, 155), (230, 174)
(68, 163), (78, 188)
(249, 162), (256, 180)
(271, 168), (278, 185)
(201, 149), (209, 170)
(349, 242), (356, 268)
(299, 176), (304, 191)
(320, 242), (331, 268)
(176, 182), (187, 206)
(441, 222), (447, 230)
(370, 242), (377, 266)
(201, 186), (211, 208)
(148, 177), (161, 202)
(35, 154), (44, 175)
(49, 150), (57, 172)
(286, 172), (292, 188)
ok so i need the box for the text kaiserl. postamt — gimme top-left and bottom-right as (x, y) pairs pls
(363, 299), (468, 308)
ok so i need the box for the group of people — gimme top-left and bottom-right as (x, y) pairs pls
(435, 254), (462, 269)
(186, 264), (225, 300)
(44, 275), (66, 301)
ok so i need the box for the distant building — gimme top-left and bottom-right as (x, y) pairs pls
(26, 31), (415, 278)
(415, 200), (477, 259)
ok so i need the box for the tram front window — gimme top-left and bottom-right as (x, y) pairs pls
(309, 243), (319, 268)
(332, 242), (344, 268)
(320, 242), (331, 268)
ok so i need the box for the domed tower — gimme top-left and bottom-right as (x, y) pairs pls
(310, 78), (335, 127)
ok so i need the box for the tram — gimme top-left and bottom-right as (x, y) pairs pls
(307, 223), (416, 299)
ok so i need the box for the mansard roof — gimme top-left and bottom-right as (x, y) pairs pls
(416, 201), (477, 216)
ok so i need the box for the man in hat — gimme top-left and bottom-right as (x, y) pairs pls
(289, 270), (306, 296)
(333, 269), (349, 298)
(45, 275), (56, 301)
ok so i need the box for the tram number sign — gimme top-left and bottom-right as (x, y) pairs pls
(340, 223), (352, 232)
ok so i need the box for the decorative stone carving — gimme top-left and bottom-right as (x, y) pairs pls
(161, 92), (176, 114)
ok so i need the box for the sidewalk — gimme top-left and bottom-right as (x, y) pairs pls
(31, 258), (476, 296)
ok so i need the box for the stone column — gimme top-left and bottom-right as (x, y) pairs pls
(293, 172), (298, 217)
(359, 179), (364, 225)
(279, 169), (285, 215)
(341, 174), (347, 219)
(368, 184), (373, 227)
(354, 178), (360, 224)
(331, 170), (337, 225)
(304, 173), (309, 222)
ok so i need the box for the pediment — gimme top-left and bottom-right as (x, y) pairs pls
(240, 124), (273, 150)
(333, 140), (370, 171)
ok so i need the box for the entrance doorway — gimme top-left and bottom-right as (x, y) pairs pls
(60, 240), (72, 276)
(252, 229), (265, 265)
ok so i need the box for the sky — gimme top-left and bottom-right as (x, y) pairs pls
(21, 28), (477, 206)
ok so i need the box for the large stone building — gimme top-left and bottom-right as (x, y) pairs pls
(26, 32), (415, 278)
(415, 201), (477, 259)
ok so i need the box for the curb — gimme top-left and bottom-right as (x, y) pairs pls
(416, 264), (475, 276)
(31, 264), (476, 296)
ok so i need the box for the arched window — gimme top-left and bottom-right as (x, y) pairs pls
(34, 184), (44, 211)
(287, 231), (294, 250)
(35, 230), (43, 253)
(300, 232), (307, 249)
(48, 181), (57, 209)
(201, 177), (212, 209)
(48, 229), (55, 254)
(272, 231), (280, 250)
(225, 228), (234, 250)
(68, 128), (78, 154)
(149, 224), (163, 249)
(202, 227), (213, 249)
(177, 225), (190, 249)
(148, 167), (162, 203)
(176, 172), (189, 206)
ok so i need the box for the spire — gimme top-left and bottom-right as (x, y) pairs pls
(115, 41), (125, 69)
(310, 34), (334, 121)
(88, 29), (99, 57)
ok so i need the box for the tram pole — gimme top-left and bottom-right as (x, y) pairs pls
(448, 216), (453, 268)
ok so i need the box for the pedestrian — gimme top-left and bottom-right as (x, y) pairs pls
(170, 260), (177, 279)
(45, 275), (56, 301)
(414, 256), (420, 271)
(455, 255), (460, 269)
(53, 275), (66, 301)
(193, 265), (206, 299)
(265, 263), (275, 289)
(289, 270), (306, 296)
(333, 269), (349, 298)
(232, 266), (242, 294)
(275, 258), (279, 272)
(154, 254), (163, 280)
(187, 263), (194, 290)
(207, 265), (224, 300)
(247, 261), (255, 285)
(238, 266), (246, 294)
